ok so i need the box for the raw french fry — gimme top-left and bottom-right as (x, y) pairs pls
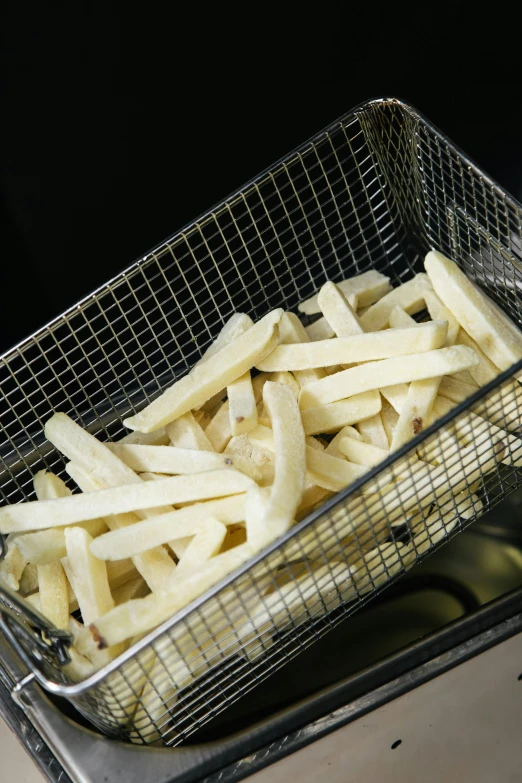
(251, 382), (306, 548)
(305, 317), (335, 341)
(298, 270), (391, 315)
(90, 495), (247, 560)
(90, 544), (254, 648)
(457, 328), (522, 429)
(389, 305), (416, 329)
(324, 425), (362, 457)
(354, 543), (415, 595)
(63, 648), (96, 682)
(33, 470), (71, 501)
(248, 424), (367, 493)
(0, 469), (253, 533)
(106, 443), (235, 474)
(450, 370), (479, 387)
(227, 372), (257, 436)
(296, 485), (332, 518)
(380, 384), (409, 413)
(431, 396), (522, 468)
(0, 543), (26, 591)
(299, 346), (479, 410)
(425, 250), (522, 374)
(66, 462), (178, 589)
(301, 391), (382, 435)
(119, 429), (169, 446)
(68, 616), (121, 669)
(359, 274), (432, 332)
(317, 281), (363, 337)
(257, 321), (448, 371)
(176, 518), (228, 574)
(279, 312), (326, 387)
(356, 413), (389, 450)
(19, 563), (38, 595)
(37, 562), (69, 629)
(391, 376), (442, 450)
(306, 436), (325, 451)
(205, 401), (232, 452)
(64, 527), (114, 625)
(306, 448), (367, 492)
(124, 309), (283, 432)
(15, 518), (108, 565)
(165, 412), (214, 452)
(438, 376), (478, 405)
(196, 312), (254, 365)
(339, 438), (389, 468)
(112, 576), (149, 605)
(380, 399), (399, 444)
(424, 289), (460, 346)
(269, 371), (301, 399)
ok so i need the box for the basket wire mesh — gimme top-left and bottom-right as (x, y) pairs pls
(1, 97), (522, 746)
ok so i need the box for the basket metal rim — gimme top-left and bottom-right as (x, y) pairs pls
(3, 96), (522, 697)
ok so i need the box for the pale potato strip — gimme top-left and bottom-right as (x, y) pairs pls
(391, 377), (442, 450)
(324, 425), (362, 458)
(106, 443), (233, 474)
(176, 518), (228, 574)
(299, 346), (479, 410)
(389, 305), (416, 329)
(165, 411), (214, 451)
(450, 370), (479, 387)
(301, 391), (382, 435)
(0, 544), (26, 591)
(269, 371), (301, 399)
(15, 519), (108, 565)
(227, 372), (257, 436)
(63, 649), (96, 682)
(65, 527), (114, 625)
(359, 274), (432, 331)
(380, 399), (399, 444)
(298, 270), (391, 315)
(279, 312), (325, 386)
(90, 495), (246, 561)
(37, 562), (69, 629)
(124, 309), (283, 432)
(90, 544), (254, 648)
(253, 382), (306, 548)
(257, 321), (447, 372)
(431, 396), (522, 467)
(424, 289), (460, 346)
(339, 438), (389, 467)
(119, 429), (169, 446)
(356, 413), (389, 450)
(196, 313), (254, 365)
(305, 448), (367, 492)
(304, 317), (335, 341)
(317, 281), (363, 337)
(379, 384), (409, 413)
(425, 250), (522, 373)
(0, 469), (253, 534)
(18, 563), (38, 595)
(204, 401), (232, 453)
(66, 462), (178, 589)
(112, 576), (149, 605)
(248, 424), (366, 492)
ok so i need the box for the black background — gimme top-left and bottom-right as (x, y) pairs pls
(1, 3), (521, 353)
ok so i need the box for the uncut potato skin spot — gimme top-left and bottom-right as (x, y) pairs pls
(236, 416), (244, 423)
(413, 417), (423, 435)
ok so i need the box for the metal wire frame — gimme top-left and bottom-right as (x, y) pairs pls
(1, 97), (522, 746)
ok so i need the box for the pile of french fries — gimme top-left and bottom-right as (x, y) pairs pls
(1, 249), (522, 736)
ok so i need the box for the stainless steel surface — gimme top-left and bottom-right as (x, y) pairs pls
(242, 628), (522, 783)
(1, 97), (522, 747)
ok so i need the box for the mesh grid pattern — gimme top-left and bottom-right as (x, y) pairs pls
(1, 98), (522, 746)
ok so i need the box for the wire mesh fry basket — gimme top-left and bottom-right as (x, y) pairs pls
(1, 97), (522, 747)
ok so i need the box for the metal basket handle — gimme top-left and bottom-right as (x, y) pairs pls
(0, 534), (72, 669)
